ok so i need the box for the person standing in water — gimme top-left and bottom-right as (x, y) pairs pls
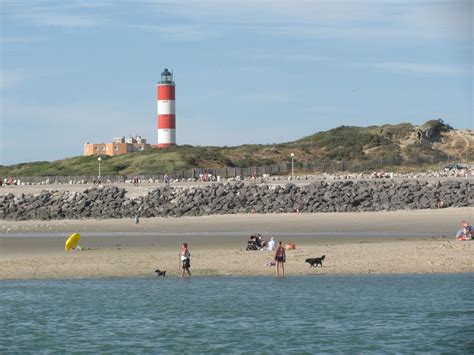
(180, 242), (191, 277)
(274, 241), (286, 276)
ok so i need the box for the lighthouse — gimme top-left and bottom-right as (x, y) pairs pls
(157, 68), (176, 147)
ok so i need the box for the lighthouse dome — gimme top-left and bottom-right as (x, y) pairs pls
(160, 68), (174, 84)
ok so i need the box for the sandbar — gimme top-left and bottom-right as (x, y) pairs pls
(0, 208), (472, 279)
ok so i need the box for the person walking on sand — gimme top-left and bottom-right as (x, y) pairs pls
(180, 242), (191, 277)
(134, 214), (140, 226)
(274, 241), (286, 276)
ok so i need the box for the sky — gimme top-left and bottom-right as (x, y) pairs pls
(0, 0), (472, 165)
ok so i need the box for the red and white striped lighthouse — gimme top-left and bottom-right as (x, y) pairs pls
(157, 68), (176, 147)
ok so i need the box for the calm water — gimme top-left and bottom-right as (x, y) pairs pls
(1, 274), (473, 353)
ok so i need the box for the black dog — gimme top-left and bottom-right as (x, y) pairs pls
(305, 255), (325, 268)
(155, 269), (167, 277)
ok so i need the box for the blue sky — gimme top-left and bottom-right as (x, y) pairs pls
(1, 0), (472, 165)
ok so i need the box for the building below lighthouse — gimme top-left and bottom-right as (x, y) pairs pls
(157, 68), (176, 147)
(84, 135), (151, 156)
(83, 69), (176, 156)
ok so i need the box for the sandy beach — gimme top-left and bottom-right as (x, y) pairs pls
(0, 207), (472, 279)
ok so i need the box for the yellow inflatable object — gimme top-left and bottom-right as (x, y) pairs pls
(65, 233), (81, 251)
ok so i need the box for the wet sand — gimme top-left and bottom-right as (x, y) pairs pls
(0, 208), (472, 279)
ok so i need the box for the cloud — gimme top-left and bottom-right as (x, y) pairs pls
(237, 91), (289, 104)
(2, 0), (109, 28)
(372, 62), (469, 76)
(1, 101), (152, 164)
(0, 70), (24, 91)
(129, 24), (212, 41)
(2, 0), (471, 42)
(245, 50), (329, 63)
(399, 0), (472, 40)
(0, 36), (41, 44)
(138, 0), (472, 41)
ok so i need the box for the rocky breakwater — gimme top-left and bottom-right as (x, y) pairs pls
(0, 180), (472, 221)
(0, 186), (126, 220)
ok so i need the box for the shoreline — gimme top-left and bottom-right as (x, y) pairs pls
(0, 239), (472, 280)
(3, 271), (474, 282)
(1, 208), (472, 280)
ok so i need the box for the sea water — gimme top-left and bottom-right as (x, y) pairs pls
(1, 274), (473, 353)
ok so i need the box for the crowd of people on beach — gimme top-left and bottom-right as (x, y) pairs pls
(246, 234), (276, 251)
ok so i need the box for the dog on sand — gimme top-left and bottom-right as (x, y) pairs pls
(155, 269), (167, 277)
(305, 255), (325, 268)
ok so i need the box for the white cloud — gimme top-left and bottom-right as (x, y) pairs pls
(399, 0), (472, 40)
(21, 13), (100, 28)
(373, 62), (469, 76)
(245, 50), (329, 62)
(130, 24), (212, 41)
(2, 1), (109, 28)
(2, 0), (471, 41)
(0, 36), (41, 44)
(238, 91), (289, 103)
(2, 100), (147, 131)
(138, 0), (472, 41)
(1, 101), (152, 164)
(0, 70), (24, 91)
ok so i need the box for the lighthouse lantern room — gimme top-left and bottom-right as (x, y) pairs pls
(157, 68), (176, 147)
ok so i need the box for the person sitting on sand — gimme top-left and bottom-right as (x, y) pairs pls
(267, 237), (276, 251)
(180, 242), (191, 277)
(274, 241), (286, 276)
(246, 235), (258, 250)
(461, 221), (472, 239)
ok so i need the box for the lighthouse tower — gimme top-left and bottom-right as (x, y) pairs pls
(157, 68), (176, 147)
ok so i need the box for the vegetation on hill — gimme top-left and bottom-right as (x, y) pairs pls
(1, 120), (472, 176)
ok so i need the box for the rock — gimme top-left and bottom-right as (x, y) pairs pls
(0, 180), (472, 220)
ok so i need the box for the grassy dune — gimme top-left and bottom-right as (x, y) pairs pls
(1, 121), (472, 176)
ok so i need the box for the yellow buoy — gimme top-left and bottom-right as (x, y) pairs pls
(65, 233), (81, 251)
